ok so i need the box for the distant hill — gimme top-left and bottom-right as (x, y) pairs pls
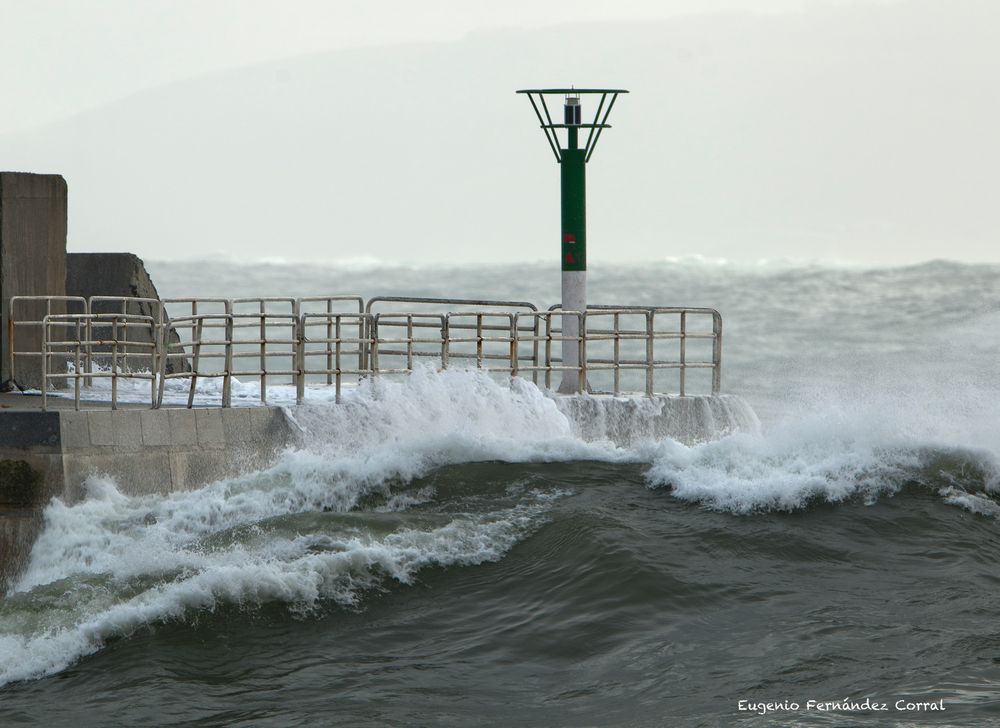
(1, 0), (996, 265)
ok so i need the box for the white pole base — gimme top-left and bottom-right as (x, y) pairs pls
(559, 270), (586, 394)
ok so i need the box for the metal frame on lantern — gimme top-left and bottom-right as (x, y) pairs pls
(516, 88), (628, 162)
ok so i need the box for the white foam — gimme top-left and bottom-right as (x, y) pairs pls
(1, 483), (555, 686)
(644, 401), (1000, 515)
(5, 369), (633, 686)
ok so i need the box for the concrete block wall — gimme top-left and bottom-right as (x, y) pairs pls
(0, 392), (761, 589)
(66, 252), (189, 373)
(0, 405), (300, 589)
(0, 407), (299, 503)
(0, 173), (68, 389)
(57, 407), (298, 500)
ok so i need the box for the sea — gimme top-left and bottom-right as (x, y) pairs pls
(2, 258), (1000, 727)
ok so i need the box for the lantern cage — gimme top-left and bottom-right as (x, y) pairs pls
(516, 88), (629, 163)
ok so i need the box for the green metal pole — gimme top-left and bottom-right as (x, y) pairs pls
(560, 134), (586, 272)
(559, 125), (587, 393)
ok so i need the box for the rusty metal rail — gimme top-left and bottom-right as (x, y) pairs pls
(41, 313), (159, 410)
(11, 295), (723, 409)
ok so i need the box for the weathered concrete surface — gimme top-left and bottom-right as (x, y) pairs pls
(0, 403), (299, 590)
(0, 393), (759, 501)
(66, 252), (161, 304)
(66, 252), (189, 373)
(53, 406), (298, 501)
(0, 410), (65, 499)
(553, 393), (760, 446)
(0, 392), (760, 590)
(0, 172), (68, 389)
(0, 409), (66, 592)
(0, 508), (43, 593)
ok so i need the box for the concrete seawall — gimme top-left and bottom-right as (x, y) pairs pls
(0, 393), (759, 589)
(0, 408), (297, 505)
(0, 405), (300, 590)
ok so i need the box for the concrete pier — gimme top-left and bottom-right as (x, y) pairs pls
(0, 390), (759, 590)
(0, 398), (298, 505)
(0, 391), (758, 503)
(0, 173), (68, 390)
(0, 396), (300, 590)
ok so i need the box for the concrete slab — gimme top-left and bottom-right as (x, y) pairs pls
(63, 450), (173, 497)
(221, 407), (253, 444)
(111, 411), (143, 450)
(195, 409), (226, 448)
(169, 450), (230, 491)
(60, 410), (91, 449)
(0, 411), (61, 449)
(140, 410), (171, 447)
(88, 411), (114, 447)
(168, 409), (198, 446)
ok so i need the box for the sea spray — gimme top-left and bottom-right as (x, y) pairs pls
(644, 403), (1000, 514)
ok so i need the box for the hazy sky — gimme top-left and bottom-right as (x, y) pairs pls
(2, 0), (995, 266)
(2, 0), (897, 134)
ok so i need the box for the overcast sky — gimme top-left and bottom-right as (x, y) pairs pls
(1, 0), (898, 134)
(2, 0), (995, 266)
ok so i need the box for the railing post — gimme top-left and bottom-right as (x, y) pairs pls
(111, 317), (119, 410)
(120, 299), (130, 374)
(358, 312), (367, 374)
(148, 313), (156, 404)
(326, 300), (334, 385)
(361, 314), (370, 372)
(544, 314), (553, 390)
(371, 315), (380, 377)
(152, 300), (163, 389)
(712, 311), (722, 396)
(223, 314), (233, 408)
(613, 311), (621, 395)
(73, 320), (82, 410)
(156, 320), (168, 409)
(259, 300), (267, 404)
(187, 317), (203, 409)
(441, 315), (449, 370)
(41, 316), (49, 411)
(679, 311), (687, 397)
(84, 308), (92, 387)
(645, 310), (654, 397)
(471, 314), (480, 369)
(335, 315), (344, 403)
(531, 315), (540, 385)
(577, 311), (586, 394)
(406, 315), (414, 372)
(296, 314), (305, 406)
(7, 315), (15, 385)
(509, 313), (518, 379)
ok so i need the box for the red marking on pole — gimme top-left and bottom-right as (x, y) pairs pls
(563, 233), (576, 244)
(564, 252), (575, 265)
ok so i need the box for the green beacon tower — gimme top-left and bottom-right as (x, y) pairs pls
(517, 87), (628, 393)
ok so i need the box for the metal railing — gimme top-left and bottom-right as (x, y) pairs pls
(548, 306), (723, 396)
(7, 296), (88, 385)
(41, 313), (159, 410)
(9, 295), (722, 410)
(363, 296), (539, 377)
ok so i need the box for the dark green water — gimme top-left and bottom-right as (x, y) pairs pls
(5, 455), (1000, 726)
